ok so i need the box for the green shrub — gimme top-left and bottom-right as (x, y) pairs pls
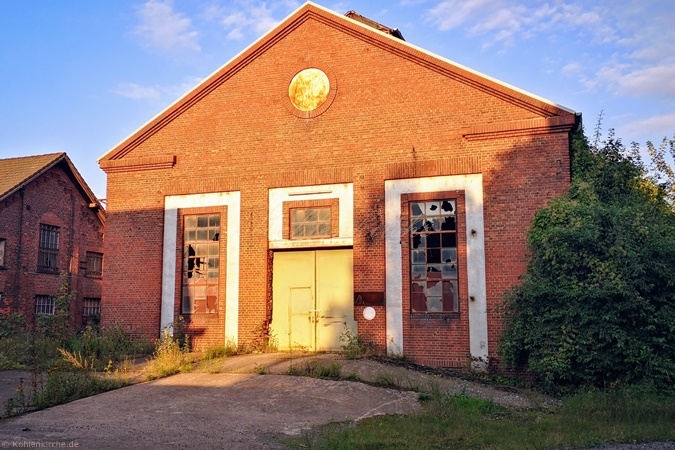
(339, 328), (375, 359)
(145, 330), (192, 380)
(499, 131), (675, 392)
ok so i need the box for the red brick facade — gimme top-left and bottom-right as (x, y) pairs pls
(0, 154), (105, 329)
(98, 4), (577, 366)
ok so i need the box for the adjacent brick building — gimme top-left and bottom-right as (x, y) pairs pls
(0, 153), (105, 329)
(98, 3), (580, 367)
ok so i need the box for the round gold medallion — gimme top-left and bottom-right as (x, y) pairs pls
(288, 68), (330, 112)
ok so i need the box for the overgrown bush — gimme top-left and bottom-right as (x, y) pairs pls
(499, 131), (675, 392)
(339, 328), (375, 359)
(145, 330), (192, 380)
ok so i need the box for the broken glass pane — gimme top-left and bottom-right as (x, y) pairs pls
(425, 202), (441, 215)
(411, 219), (424, 232)
(426, 248), (441, 263)
(441, 200), (455, 213)
(427, 233), (440, 248)
(411, 202), (424, 217)
(427, 265), (442, 278)
(411, 234), (422, 249)
(183, 296), (192, 314)
(441, 216), (456, 231)
(427, 280), (442, 296)
(426, 218), (440, 231)
(411, 282), (426, 312)
(441, 233), (457, 247)
(441, 248), (456, 263)
(411, 265), (426, 280)
(427, 297), (443, 312)
(442, 264), (457, 278)
(412, 250), (425, 264)
(442, 281), (457, 311)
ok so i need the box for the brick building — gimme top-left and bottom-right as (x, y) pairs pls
(98, 3), (579, 367)
(0, 153), (105, 328)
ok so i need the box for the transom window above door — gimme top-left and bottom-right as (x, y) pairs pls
(290, 208), (331, 239)
(410, 200), (458, 313)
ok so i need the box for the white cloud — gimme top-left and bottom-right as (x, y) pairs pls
(111, 82), (161, 101)
(425, 1), (618, 47)
(426, 0), (488, 31)
(623, 113), (675, 137)
(207, 1), (294, 41)
(133, 0), (200, 53)
(112, 76), (204, 102)
(617, 65), (675, 97)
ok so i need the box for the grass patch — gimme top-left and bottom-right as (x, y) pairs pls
(144, 331), (193, 380)
(339, 329), (375, 359)
(288, 359), (342, 379)
(202, 342), (239, 360)
(287, 386), (675, 449)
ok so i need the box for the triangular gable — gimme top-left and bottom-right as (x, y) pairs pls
(0, 152), (105, 224)
(99, 1), (577, 164)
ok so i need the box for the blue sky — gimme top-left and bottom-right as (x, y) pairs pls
(1, 0), (673, 199)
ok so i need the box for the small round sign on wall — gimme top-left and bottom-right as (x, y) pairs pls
(363, 306), (376, 321)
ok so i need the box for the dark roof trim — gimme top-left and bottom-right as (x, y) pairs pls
(344, 11), (405, 40)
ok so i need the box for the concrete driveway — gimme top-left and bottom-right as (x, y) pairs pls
(0, 371), (420, 449)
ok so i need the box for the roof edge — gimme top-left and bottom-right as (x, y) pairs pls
(0, 153), (65, 203)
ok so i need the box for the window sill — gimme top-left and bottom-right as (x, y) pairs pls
(410, 312), (459, 321)
(36, 269), (60, 275)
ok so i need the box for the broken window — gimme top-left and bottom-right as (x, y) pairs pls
(182, 214), (220, 314)
(410, 200), (458, 313)
(86, 252), (103, 277)
(38, 224), (59, 273)
(83, 298), (101, 317)
(290, 208), (331, 239)
(35, 295), (55, 315)
(0, 238), (5, 267)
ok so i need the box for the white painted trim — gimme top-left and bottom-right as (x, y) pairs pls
(268, 183), (353, 244)
(384, 175), (488, 365)
(269, 238), (353, 249)
(162, 192), (241, 344)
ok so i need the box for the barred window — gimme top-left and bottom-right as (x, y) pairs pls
(86, 252), (103, 277)
(410, 200), (459, 313)
(35, 295), (55, 315)
(83, 298), (101, 317)
(38, 224), (59, 273)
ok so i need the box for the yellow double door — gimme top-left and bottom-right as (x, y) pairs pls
(271, 249), (356, 351)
